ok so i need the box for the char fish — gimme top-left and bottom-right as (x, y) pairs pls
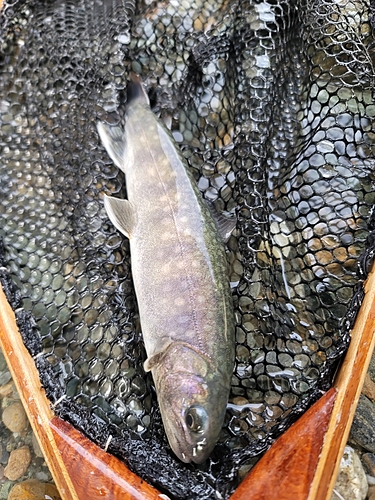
(97, 75), (235, 464)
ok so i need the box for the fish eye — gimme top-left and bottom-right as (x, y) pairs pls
(185, 406), (208, 434)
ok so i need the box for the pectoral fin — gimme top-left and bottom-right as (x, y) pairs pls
(144, 341), (173, 372)
(97, 122), (126, 173)
(144, 352), (163, 372)
(103, 194), (136, 239)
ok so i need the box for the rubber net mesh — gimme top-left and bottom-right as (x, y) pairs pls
(0, 0), (375, 498)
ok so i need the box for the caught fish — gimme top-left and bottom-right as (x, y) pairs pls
(97, 75), (235, 464)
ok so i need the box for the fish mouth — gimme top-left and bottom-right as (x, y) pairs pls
(165, 419), (210, 464)
(174, 438), (210, 464)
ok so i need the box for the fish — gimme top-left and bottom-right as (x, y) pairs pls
(97, 74), (235, 464)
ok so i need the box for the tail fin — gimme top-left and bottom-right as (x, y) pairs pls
(127, 73), (150, 106)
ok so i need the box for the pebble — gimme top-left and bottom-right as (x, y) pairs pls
(0, 372), (11, 386)
(331, 446), (368, 500)
(8, 480), (61, 500)
(35, 471), (50, 482)
(4, 446), (31, 481)
(362, 454), (375, 477)
(368, 485), (375, 500)
(367, 354), (375, 383)
(0, 380), (14, 399)
(0, 444), (9, 465)
(2, 401), (29, 433)
(0, 349), (54, 494)
(362, 373), (375, 402)
(350, 395), (375, 453)
(32, 433), (44, 458)
(0, 481), (13, 499)
(0, 355), (7, 372)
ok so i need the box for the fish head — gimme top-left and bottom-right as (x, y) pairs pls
(158, 371), (228, 464)
(152, 343), (230, 464)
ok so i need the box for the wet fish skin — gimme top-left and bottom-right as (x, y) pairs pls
(97, 75), (235, 464)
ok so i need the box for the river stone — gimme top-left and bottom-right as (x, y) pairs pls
(331, 446), (368, 500)
(361, 453), (375, 476)
(0, 444), (9, 465)
(0, 381), (14, 399)
(32, 433), (44, 458)
(0, 352), (7, 372)
(35, 471), (50, 482)
(0, 481), (13, 499)
(2, 401), (29, 433)
(362, 373), (375, 402)
(367, 352), (375, 383)
(8, 480), (61, 500)
(368, 485), (375, 500)
(0, 372), (11, 386)
(4, 446), (31, 481)
(350, 395), (375, 453)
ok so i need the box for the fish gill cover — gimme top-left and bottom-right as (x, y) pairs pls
(0, 0), (374, 498)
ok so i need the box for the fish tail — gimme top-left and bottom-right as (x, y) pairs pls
(127, 73), (150, 106)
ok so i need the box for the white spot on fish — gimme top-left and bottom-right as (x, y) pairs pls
(197, 438), (207, 451)
(160, 263), (170, 275)
(160, 232), (170, 241)
(174, 297), (186, 307)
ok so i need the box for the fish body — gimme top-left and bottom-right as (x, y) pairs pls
(97, 76), (235, 464)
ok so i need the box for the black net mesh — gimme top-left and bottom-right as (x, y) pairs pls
(0, 0), (375, 498)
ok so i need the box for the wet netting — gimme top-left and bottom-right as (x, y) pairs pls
(0, 0), (375, 498)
